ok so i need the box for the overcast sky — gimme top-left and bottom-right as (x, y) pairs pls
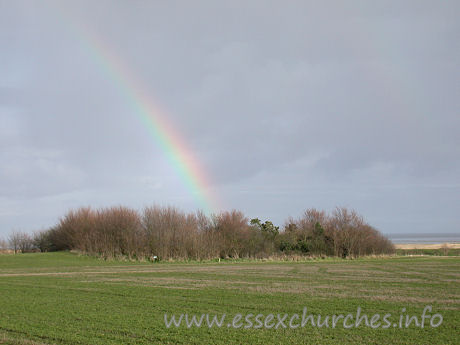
(1, 0), (459, 236)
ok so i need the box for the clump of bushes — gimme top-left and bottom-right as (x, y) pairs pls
(7, 231), (37, 253)
(5, 206), (394, 258)
(277, 208), (394, 257)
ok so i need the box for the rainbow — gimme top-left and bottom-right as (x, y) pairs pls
(54, 7), (221, 214)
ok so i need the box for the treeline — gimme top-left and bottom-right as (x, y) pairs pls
(5, 206), (394, 259)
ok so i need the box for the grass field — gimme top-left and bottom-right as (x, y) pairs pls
(395, 248), (460, 256)
(0, 253), (458, 344)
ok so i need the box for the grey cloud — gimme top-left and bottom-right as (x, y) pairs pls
(0, 0), (458, 233)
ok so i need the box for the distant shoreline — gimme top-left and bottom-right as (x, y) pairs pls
(394, 243), (460, 250)
(387, 232), (460, 247)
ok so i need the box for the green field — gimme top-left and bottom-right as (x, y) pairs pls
(0, 253), (458, 344)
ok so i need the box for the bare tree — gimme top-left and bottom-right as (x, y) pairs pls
(8, 231), (34, 253)
(8, 231), (21, 254)
(0, 237), (7, 251)
(213, 210), (250, 258)
(18, 232), (34, 253)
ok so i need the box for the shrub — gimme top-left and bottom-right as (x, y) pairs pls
(30, 205), (394, 259)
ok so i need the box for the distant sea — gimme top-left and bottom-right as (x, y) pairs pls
(387, 233), (460, 244)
